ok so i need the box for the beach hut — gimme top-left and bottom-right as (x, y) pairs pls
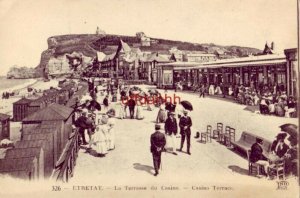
(5, 147), (44, 179)
(22, 130), (58, 174)
(43, 88), (60, 104)
(0, 113), (10, 141)
(27, 96), (47, 116)
(0, 157), (38, 180)
(22, 103), (74, 155)
(13, 97), (32, 121)
(14, 139), (52, 178)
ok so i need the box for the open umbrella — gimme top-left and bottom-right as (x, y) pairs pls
(279, 124), (298, 137)
(165, 102), (174, 111)
(180, 100), (193, 111)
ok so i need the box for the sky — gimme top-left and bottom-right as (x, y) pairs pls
(0, 0), (298, 75)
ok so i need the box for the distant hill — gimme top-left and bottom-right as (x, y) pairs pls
(33, 33), (261, 77)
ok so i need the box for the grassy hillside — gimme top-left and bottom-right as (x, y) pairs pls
(36, 33), (262, 75)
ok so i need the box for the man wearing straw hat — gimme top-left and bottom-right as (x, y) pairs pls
(150, 124), (166, 176)
(179, 109), (192, 155)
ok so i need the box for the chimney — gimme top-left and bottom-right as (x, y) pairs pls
(271, 42), (274, 50)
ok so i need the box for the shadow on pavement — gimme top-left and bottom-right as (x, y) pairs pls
(133, 163), (154, 175)
(228, 165), (248, 175)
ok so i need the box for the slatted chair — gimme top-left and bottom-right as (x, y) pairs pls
(221, 126), (230, 144)
(224, 127), (236, 147)
(200, 125), (212, 143)
(212, 123), (223, 140)
(268, 160), (285, 180)
(247, 150), (264, 177)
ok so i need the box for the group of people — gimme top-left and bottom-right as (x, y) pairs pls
(189, 82), (298, 118)
(2, 91), (12, 99)
(73, 80), (117, 157)
(119, 90), (145, 120)
(151, 107), (193, 176)
(249, 132), (298, 178)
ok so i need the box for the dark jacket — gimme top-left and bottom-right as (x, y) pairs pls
(87, 100), (101, 111)
(121, 90), (126, 97)
(179, 116), (192, 135)
(250, 142), (266, 163)
(127, 98), (136, 109)
(75, 116), (89, 132)
(103, 97), (109, 106)
(164, 117), (178, 135)
(271, 140), (289, 158)
(150, 131), (166, 154)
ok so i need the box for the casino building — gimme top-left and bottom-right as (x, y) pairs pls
(156, 46), (298, 97)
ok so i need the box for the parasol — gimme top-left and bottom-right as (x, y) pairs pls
(279, 124), (298, 137)
(180, 100), (193, 111)
(280, 123), (298, 144)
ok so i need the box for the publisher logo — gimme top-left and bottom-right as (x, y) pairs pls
(276, 180), (289, 190)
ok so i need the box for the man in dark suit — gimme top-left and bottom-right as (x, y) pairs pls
(74, 110), (89, 145)
(150, 124), (166, 176)
(127, 96), (136, 119)
(164, 111), (178, 155)
(250, 138), (269, 176)
(179, 110), (192, 155)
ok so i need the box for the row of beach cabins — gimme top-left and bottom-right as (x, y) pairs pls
(0, 80), (88, 182)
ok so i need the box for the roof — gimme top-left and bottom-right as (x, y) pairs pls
(102, 52), (116, 62)
(141, 53), (170, 63)
(119, 40), (131, 53)
(97, 51), (106, 61)
(186, 53), (216, 57)
(157, 61), (201, 67)
(204, 54), (286, 65)
(5, 147), (42, 159)
(0, 157), (36, 172)
(0, 113), (10, 120)
(158, 54), (287, 70)
(13, 97), (32, 105)
(23, 103), (73, 122)
(29, 96), (46, 106)
(14, 140), (47, 149)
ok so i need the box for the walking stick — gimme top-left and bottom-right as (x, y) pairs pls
(160, 151), (164, 171)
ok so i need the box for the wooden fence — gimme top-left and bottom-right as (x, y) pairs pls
(51, 128), (80, 182)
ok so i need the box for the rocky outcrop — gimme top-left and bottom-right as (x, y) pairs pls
(7, 66), (39, 79)
(34, 33), (262, 78)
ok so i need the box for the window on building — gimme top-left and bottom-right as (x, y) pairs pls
(163, 70), (173, 85)
(277, 73), (286, 84)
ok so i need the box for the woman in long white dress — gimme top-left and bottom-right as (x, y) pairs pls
(135, 101), (144, 120)
(107, 118), (116, 150)
(119, 102), (126, 119)
(91, 125), (108, 157)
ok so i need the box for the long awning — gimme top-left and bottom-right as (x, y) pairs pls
(201, 59), (287, 69)
(160, 54), (287, 70)
(173, 59), (286, 70)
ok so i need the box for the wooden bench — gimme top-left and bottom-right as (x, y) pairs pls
(231, 131), (272, 158)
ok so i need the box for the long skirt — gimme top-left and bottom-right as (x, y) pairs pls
(136, 106), (144, 120)
(107, 128), (115, 150)
(92, 140), (108, 154)
(119, 105), (126, 119)
(165, 134), (177, 152)
(156, 109), (167, 123)
(91, 127), (108, 154)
